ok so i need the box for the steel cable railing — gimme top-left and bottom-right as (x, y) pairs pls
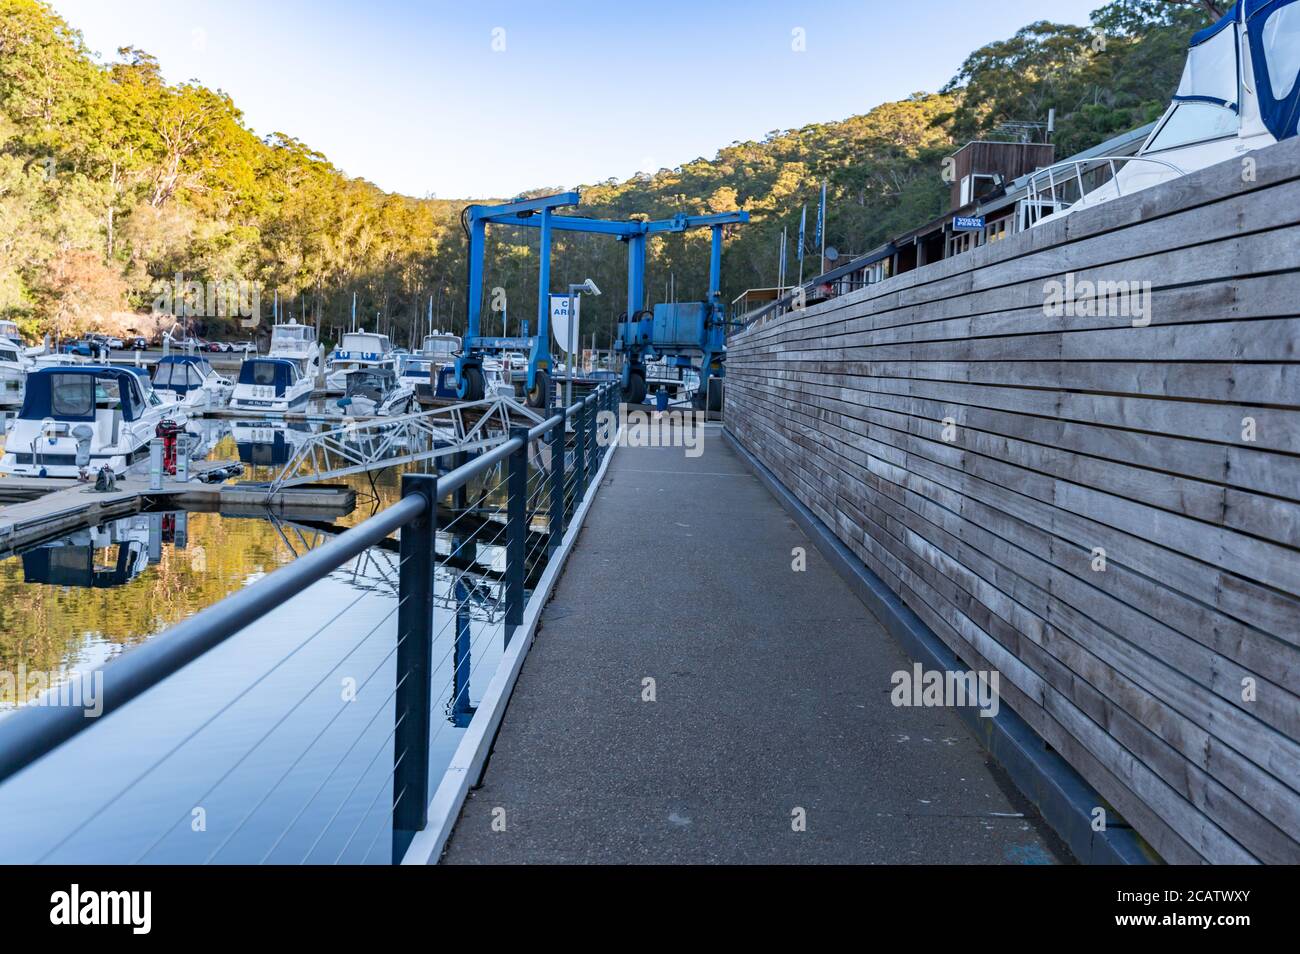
(0, 382), (619, 864)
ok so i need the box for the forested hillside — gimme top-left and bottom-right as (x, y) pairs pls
(0, 0), (1215, 347)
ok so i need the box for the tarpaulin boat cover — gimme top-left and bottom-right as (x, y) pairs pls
(19, 366), (141, 421)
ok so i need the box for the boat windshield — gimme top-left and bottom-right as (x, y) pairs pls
(0, 347), (19, 363)
(1146, 101), (1239, 151)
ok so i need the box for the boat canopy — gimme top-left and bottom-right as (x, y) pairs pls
(153, 354), (215, 393)
(271, 322), (315, 345)
(1179, 8), (1241, 109)
(19, 366), (143, 421)
(420, 334), (461, 356)
(237, 358), (299, 395)
(1245, 0), (1300, 139)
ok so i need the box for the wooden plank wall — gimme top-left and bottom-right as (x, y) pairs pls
(726, 136), (1300, 864)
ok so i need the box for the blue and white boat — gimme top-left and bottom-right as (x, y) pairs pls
(0, 366), (184, 478)
(1035, 0), (1300, 222)
(229, 357), (313, 414)
(325, 331), (396, 390)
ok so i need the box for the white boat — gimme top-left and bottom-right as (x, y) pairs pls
(0, 336), (32, 407)
(150, 354), (233, 410)
(335, 368), (417, 417)
(325, 331), (396, 389)
(0, 366), (186, 478)
(229, 357), (313, 414)
(268, 320), (323, 382)
(1034, 2), (1299, 223)
(32, 353), (91, 368)
(399, 333), (461, 399)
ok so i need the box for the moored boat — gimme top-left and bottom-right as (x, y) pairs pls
(151, 354), (233, 410)
(336, 367), (417, 417)
(325, 331), (396, 389)
(229, 357), (313, 414)
(0, 366), (186, 478)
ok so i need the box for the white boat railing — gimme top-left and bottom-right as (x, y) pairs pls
(1023, 155), (1186, 226)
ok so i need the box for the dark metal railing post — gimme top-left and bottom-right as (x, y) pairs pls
(599, 385), (611, 462)
(450, 450), (474, 729)
(583, 395), (596, 485)
(572, 405), (586, 513)
(393, 472), (436, 861)
(504, 428), (528, 645)
(548, 414), (566, 554)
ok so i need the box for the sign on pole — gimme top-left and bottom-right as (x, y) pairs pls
(550, 294), (580, 354)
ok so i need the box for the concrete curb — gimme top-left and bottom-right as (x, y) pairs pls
(723, 427), (1156, 865)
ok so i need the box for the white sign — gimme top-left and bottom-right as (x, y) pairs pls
(550, 294), (580, 355)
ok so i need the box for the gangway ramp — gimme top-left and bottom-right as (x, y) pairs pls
(266, 395), (546, 497)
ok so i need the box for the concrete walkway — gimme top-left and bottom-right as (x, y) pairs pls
(443, 423), (1068, 864)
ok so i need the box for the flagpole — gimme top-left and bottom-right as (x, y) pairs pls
(819, 180), (827, 276)
(798, 203), (806, 286)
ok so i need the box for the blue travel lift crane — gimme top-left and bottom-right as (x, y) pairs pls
(454, 191), (748, 408)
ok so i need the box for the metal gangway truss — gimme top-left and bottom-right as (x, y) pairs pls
(265, 395), (546, 498)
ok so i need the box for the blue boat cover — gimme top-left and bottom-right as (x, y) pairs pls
(1244, 0), (1300, 139)
(19, 366), (141, 421)
(237, 358), (298, 396)
(153, 354), (215, 394)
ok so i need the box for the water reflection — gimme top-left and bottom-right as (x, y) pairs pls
(21, 514), (158, 589)
(0, 414), (551, 863)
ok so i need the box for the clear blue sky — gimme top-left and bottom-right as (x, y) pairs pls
(50, 0), (1105, 199)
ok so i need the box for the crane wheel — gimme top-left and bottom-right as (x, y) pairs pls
(626, 370), (647, 405)
(458, 366), (485, 401)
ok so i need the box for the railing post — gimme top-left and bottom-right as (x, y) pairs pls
(393, 472), (436, 862)
(450, 449), (474, 728)
(583, 395), (596, 485)
(504, 427), (528, 645)
(600, 385), (612, 461)
(572, 403), (586, 514)
(548, 414), (565, 554)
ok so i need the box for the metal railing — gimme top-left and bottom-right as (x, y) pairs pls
(0, 382), (619, 864)
(1022, 154), (1186, 225)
